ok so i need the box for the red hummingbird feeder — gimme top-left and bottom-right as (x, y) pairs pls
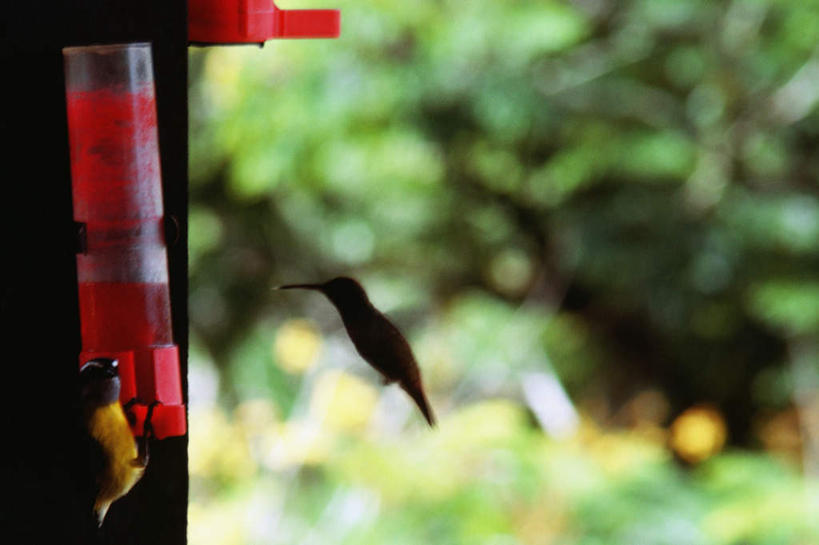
(64, 43), (185, 440)
(62, 3), (340, 440)
(188, 0), (340, 44)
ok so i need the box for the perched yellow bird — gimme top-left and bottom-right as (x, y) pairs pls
(80, 358), (147, 526)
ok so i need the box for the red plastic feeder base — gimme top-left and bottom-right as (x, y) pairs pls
(80, 346), (186, 439)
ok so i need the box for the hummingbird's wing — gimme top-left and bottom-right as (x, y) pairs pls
(346, 312), (436, 426)
(349, 312), (419, 385)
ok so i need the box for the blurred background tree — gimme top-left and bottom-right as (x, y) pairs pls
(187, 0), (819, 543)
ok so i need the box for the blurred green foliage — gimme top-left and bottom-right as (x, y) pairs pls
(188, 0), (819, 543)
(188, 399), (818, 545)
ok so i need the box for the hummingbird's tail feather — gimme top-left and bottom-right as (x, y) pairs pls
(401, 382), (436, 427)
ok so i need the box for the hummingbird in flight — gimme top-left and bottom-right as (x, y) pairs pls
(277, 277), (436, 427)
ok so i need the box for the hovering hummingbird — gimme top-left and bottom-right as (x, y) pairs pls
(277, 277), (436, 427)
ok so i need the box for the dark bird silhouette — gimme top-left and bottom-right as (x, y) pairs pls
(278, 277), (436, 427)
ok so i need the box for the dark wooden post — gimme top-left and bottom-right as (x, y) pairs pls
(1, 2), (188, 543)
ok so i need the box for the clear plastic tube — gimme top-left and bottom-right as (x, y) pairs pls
(64, 43), (172, 349)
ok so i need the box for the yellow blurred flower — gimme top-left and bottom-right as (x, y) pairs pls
(309, 369), (379, 433)
(335, 431), (462, 504)
(435, 398), (528, 449)
(189, 407), (257, 482)
(188, 500), (247, 545)
(273, 319), (322, 374)
(234, 398), (279, 432)
(234, 399), (281, 464)
(587, 429), (667, 475)
(669, 405), (727, 463)
(262, 419), (332, 469)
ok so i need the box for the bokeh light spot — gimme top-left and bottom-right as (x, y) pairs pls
(310, 369), (380, 433)
(274, 319), (322, 374)
(669, 405), (727, 463)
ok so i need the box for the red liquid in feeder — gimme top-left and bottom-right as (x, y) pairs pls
(66, 85), (163, 222)
(78, 282), (172, 350)
(67, 75), (173, 351)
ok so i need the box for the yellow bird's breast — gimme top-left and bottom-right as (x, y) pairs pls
(88, 402), (145, 522)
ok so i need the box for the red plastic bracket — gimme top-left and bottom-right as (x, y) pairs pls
(189, 0), (340, 44)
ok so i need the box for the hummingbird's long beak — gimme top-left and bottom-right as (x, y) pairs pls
(275, 283), (324, 291)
